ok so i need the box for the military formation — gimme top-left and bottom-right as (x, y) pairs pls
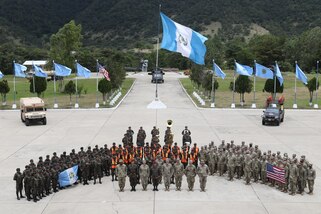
(14, 125), (316, 202)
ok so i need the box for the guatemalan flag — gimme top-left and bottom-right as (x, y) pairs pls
(58, 165), (78, 187)
(160, 12), (208, 65)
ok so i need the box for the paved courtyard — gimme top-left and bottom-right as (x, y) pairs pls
(0, 72), (320, 214)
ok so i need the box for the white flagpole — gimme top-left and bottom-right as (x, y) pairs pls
(252, 60), (256, 108)
(95, 59), (99, 108)
(12, 60), (17, 109)
(293, 61), (298, 109)
(74, 60), (79, 108)
(274, 61), (278, 102)
(231, 60), (236, 108)
(53, 61), (58, 108)
(211, 59), (215, 108)
(314, 61), (319, 109)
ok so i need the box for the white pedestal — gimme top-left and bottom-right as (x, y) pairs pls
(293, 104), (298, 109)
(309, 102), (313, 107)
(12, 103), (17, 109)
(95, 103), (100, 108)
(251, 103), (256, 109)
(103, 101), (106, 105)
(74, 103), (79, 109)
(231, 103), (235, 108)
(210, 103), (215, 108)
(314, 104), (319, 109)
(54, 103), (58, 109)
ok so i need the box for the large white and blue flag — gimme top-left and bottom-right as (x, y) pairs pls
(0, 71), (4, 79)
(213, 62), (226, 79)
(58, 165), (78, 187)
(295, 63), (308, 84)
(160, 12), (208, 65)
(14, 63), (27, 78)
(76, 63), (91, 78)
(33, 64), (48, 78)
(54, 63), (72, 77)
(255, 63), (274, 79)
(275, 62), (284, 86)
(235, 62), (253, 76)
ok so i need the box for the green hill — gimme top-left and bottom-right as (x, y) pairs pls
(1, 0), (321, 47)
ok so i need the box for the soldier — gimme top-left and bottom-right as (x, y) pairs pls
(297, 162), (306, 195)
(307, 164), (316, 194)
(197, 160), (209, 192)
(260, 157), (268, 184)
(180, 145), (189, 168)
(184, 160), (197, 191)
(116, 159), (127, 192)
(208, 148), (215, 175)
(227, 151), (236, 181)
(122, 134), (130, 148)
(93, 156), (103, 184)
(182, 126), (192, 145)
(127, 161), (139, 191)
(111, 154), (118, 181)
(82, 160), (90, 185)
(289, 160), (299, 195)
(151, 126), (160, 137)
(173, 159), (184, 191)
(150, 161), (162, 191)
(51, 167), (59, 191)
(13, 168), (25, 200)
(136, 127), (146, 147)
(139, 160), (150, 191)
(235, 151), (243, 179)
(252, 155), (260, 182)
(244, 154), (252, 185)
(218, 150), (226, 176)
(162, 158), (174, 191)
(126, 127), (134, 144)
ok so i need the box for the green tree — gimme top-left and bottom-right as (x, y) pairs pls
(98, 78), (112, 103)
(0, 79), (10, 105)
(306, 77), (320, 103)
(64, 80), (76, 104)
(190, 64), (203, 89)
(229, 75), (253, 103)
(49, 20), (83, 69)
(29, 76), (47, 97)
(263, 78), (284, 96)
(202, 71), (219, 98)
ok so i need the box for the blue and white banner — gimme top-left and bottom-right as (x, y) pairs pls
(14, 63), (27, 78)
(255, 63), (274, 79)
(160, 12), (208, 65)
(275, 62), (284, 86)
(58, 165), (78, 187)
(0, 71), (4, 79)
(235, 62), (253, 76)
(54, 63), (72, 77)
(33, 64), (48, 78)
(213, 62), (226, 79)
(76, 63), (91, 78)
(295, 63), (308, 84)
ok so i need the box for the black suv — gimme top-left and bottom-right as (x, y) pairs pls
(149, 69), (164, 83)
(262, 104), (285, 126)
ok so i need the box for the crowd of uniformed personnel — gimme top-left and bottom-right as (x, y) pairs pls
(13, 125), (316, 202)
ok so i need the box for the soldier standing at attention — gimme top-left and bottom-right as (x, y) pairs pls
(307, 164), (316, 194)
(136, 127), (146, 147)
(184, 160), (197, 191)
(151, 161), (162, 191)
(93, 156), (103, 184)
(197, 160), (209, 192)
(139, 160), (150, 191)
(173, 159), (184, 191)
(289, 159), (299, 195)
(227, 150), (236, 181)
(116, 159), (127, 192)
(127, 160), (139, 192)
(13, 168), (25, 200)
(162, 158), (174, 191)
(244, 154), (252, 185)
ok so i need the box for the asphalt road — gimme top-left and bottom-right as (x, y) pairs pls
(0, 72), (320, 214)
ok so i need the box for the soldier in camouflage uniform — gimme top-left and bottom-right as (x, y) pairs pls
(307, 164), (316, 194)
(197, 160), (209, 192)
(13, 168), (25, 200)
(116, 159), (127, 192)
(227, 150), (236, 181)
(162, 158), (174, 191)
(173, 159), (184, 191)
(184, 160), (197, 191)
(289, 159), (299, 195)
(244, 154), (252, 185)
(139, 160), (150, 191)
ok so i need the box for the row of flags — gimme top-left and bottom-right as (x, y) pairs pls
(1, 62), (110, 81)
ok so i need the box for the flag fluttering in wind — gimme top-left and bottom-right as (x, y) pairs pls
(33, 64), (48, 78)
(58, 165), (78, 187)
(255, 63), (274, 79)
(295, 63), (308, 84)
(235, 62), (253, 76)
(0, 71), (4, 79)
(54, 63), (72, 77)
(275, 62), (284, 86)
(213, 63), (226, 79)
(160, 12), (208, 65)
(14, 63), (27, 78)
(76, 63), (91, 78)
(98, 63), (110, 81)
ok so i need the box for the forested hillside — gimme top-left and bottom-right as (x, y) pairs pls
(1, 0), (321, 47)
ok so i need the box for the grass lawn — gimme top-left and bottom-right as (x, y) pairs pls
(180, 70), (320, 109)
(0, 76), (135, 109)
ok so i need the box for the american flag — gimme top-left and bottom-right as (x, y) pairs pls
(266, 163), (285, 184)
(98, 63), (110, 81)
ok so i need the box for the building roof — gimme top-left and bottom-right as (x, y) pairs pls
(23, 60), (48, 66)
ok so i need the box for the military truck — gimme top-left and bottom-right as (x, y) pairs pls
(149, 69), (164, 83)
(262, 103), (284, 126)
(20, 97), (47, 126)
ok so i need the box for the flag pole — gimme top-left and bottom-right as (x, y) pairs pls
(12, 60), (17, 109)
(314, 60), (319, 109)
(155, 4), (161, 100)
(211, 59), (215, 108)
(231, 60), (236, 108)
(252, 60), (256, 108)
(75, 60), (79, 108)
(95, 59), (99, 108)
(274, 61), (277, 102)
(293, 61), (298, 109)
(53, 61), (58, 108)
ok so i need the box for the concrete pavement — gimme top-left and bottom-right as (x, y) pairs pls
(0, 72), (320, 214)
